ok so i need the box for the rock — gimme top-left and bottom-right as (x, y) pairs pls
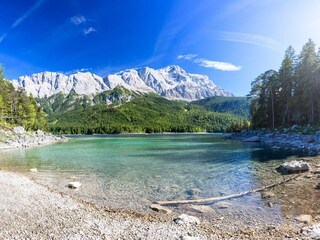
(174, 214), (200, 225)
(179, 236), (201, 240)
(36, 130), (45, 137)
(294, 214), (312, 225)
(185, 188), (202, 196)
(243, 136), (260, 142)
(271, 146), (281, 149)
(68, 182), (81, 189)
(261, 191), (275, 199)
(302, 136), (314, 143)
(268, 202), (274, 208)
(150, 204), (172, 214)
(13, 126), (25, 135)
(291, 125), (299, 131)
(214, 201), (232, 209)
(187, 205), (214, 214)
(316, 182), (320, 189)
(29, 168), (38, 173)
(277, 160), (310, 174)
(301, 223), (320, 238)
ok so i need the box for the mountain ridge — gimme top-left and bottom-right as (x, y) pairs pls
(12, 65), (233, 101)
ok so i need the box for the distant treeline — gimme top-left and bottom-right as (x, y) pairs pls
(0, 68), (47, 130)
(45, 94), (249, 134)
(249, 39), (320, 129)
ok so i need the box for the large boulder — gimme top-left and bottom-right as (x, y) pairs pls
(13, 126), (25, 135)
(277, 160), (310, 174)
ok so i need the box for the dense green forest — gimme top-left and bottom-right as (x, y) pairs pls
(249, 39), (320, 129)
(41, 92), (249, 134)
(193, 96), (250, 118)
(0, 68), (47, 130)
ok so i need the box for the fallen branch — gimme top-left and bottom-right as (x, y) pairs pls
(155, 174), (301, 205)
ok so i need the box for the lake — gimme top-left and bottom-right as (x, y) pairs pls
(0, 134), (302, 213)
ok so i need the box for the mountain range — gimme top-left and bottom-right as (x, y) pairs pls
(12, 65), (233, 101)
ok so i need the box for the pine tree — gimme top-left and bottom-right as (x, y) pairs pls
(278, 46), (296, 126)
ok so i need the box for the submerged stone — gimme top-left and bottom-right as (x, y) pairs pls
(150, 204), (172, 214)
(243, 136), (260, 142)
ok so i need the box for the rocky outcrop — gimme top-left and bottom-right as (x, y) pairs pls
(0, 126), (67, 150)
(230, 130), (320, 155)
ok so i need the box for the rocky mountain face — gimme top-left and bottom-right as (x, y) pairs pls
(12, 65), (233, 101)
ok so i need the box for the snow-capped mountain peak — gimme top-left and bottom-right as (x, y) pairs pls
(12, 66), (233, 100)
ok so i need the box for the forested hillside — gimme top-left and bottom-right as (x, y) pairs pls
(0, 68), (47, 130)
(249, 39), (320, 129)
(44, 93), (249, 134)
(192, 96), (250, 118)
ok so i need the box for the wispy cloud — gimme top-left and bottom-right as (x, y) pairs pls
(0, 34), (8, 43)
(0, 0), (46, 43)
(218, 31), (280, 50)
(12, 0), (46, 29)
(177, 54), (241, 71)
(70, 15), (87, 25)
(83, 27), (96, 36)
(194, 59), (241, 71)
(64, 68), (92, 75)
(177, 54), (197, 60)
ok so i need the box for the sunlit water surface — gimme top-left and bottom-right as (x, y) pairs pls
(0, 134), (302, 215)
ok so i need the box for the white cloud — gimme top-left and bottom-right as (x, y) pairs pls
(177, 54), (241, 71)
(83, 27), (96, 36)
(70, 15), (87, 25)
(218, 31), (280, 50)
(194, 58), (241, 71)
(177, 54), (197, 60)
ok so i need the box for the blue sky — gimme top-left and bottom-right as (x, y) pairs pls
(1, 0), (320, 96)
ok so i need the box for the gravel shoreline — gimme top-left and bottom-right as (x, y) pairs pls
(1, 129), (320, 239)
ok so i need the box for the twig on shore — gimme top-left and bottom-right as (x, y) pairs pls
(155, 174), (301, 205)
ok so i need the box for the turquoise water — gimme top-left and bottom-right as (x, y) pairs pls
(0, 134), (300, 211)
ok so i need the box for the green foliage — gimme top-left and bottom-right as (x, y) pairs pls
(192, 96), (250, 118)
(0, 67), (47, 130)
(43, 92), (249, 134)
(249, 39), (320, 129)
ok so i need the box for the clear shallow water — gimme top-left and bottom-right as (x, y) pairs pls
(0, 134), (303, 211)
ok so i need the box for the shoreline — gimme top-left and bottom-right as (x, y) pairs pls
(229, 129), (320, 155)
(0, 126), (67, 151)
(0, 168), (312, 239)
(1, 130), (320, 238)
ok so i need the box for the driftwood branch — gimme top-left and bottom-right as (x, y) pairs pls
(155, 174), (300, 205)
